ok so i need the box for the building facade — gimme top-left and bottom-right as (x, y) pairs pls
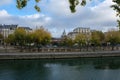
(19, 27), (32, 33)
(73, 27), (91, 34)
(67, 27), (91, 40)
(0, 24), (18, 38)
(0, 24), (33, 38)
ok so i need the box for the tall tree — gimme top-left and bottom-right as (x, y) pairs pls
(33, 27), (51, 49)
(111, 0), (120, 30)
(0, 33), (3, 45)
(69, 0), (87, 13)
(14, 28), (27, 47)
(16, 0), (40, 12)
(0, 33), (3, 39)
(16, 0), (88, 12)
(105, 30), (120, 46)
(75, 33), (87, 47)
(66, 37), (74, 47)
(16, 0), (120, 15)
(25, 32), (35, 46)
(91, 31), (104, 46)
(5, 34), (15, 45)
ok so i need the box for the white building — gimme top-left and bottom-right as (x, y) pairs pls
(67, 32), (76, 39)
(73, 27), (91, 34)
(0, 24), (18, 38)
(0, 24), (33, 38)
(67, 27), (91, 40)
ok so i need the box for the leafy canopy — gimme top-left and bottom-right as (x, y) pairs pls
(16, 0), (89, 12)
(16, 0), (120, 29)
(105, 30), (120, 45)
(111, 0), (120, 30)
(16, 0), (41, 12)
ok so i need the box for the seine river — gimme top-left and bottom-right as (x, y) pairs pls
(0, 57), (120, 80)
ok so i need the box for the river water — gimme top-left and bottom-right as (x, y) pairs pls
(0, 57), (120, 80)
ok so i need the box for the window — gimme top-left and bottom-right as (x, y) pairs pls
(10, 27), (13, 30)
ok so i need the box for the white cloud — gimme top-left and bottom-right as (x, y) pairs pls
(40, 0), (73, 17)
(0, 0), (118, 37)
(0, 10), (10, 17)
(19, 14), (52, 28)
(39, 0), (117, 37)
(22, 14), (45, 19)
(0, 9), (52, 29)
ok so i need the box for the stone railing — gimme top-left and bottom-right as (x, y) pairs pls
(0, 46), (120, 53)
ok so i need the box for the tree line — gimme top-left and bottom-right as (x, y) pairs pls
(0, 28), (120, 50)
(61, 30), (120, 50)
(0, 27), (51, 50)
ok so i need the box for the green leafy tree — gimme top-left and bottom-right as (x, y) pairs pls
(61, 36), (68, 47)
(75, 33), (87, 47)
(61, 36), (74, 47)
(16, 0), (88, 12)
(0, 33), (3, 45)
(0, 33), (3, 39)
(42, 31), (51, 45)
(14, 28), (27, 47)
(16, 0), (120, 29)
(111, 0), (120, 30)
(111, 0), (120, 16)
(16, 0), (120, 13)
(33, 27), (51, 49)
(105, 30), (120, 50)
(91, 31), (104, 46)
(4, 27), (51, 51)
(105, 30), (120, 45)
(16, 0), (41, 12)
(69, 0), (87, 13)
(25, 32), (35, 46)
(5, 34), (15, 45)
(66, 37), (74, 47)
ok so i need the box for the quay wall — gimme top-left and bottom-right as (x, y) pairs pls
(0, 51), (120, 59)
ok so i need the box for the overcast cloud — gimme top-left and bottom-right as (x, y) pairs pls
(0, 0), (118, 37)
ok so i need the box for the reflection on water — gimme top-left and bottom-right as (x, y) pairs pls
(0, 57), (120, 80)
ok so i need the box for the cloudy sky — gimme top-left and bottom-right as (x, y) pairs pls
(0, 0), (118, 37)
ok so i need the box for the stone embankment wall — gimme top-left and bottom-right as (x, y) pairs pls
(0, 46), (120, 53)
(0, 46), (120, 59)
(0, 51), (120, 59)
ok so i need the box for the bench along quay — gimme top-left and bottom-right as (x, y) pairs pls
(0, 51), (120, 59)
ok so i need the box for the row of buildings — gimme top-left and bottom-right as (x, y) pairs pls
(0, 24), (32, 38)
(0, 24), (32, 45)
(0, 24), (92, 40)
(0, 24), (93, 46)
(51, 27), (92, 46)
(61, 27), (91, 40)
